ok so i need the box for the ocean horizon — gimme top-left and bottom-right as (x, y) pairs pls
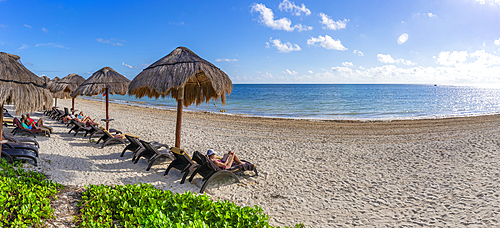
(84, 84), (500, 121)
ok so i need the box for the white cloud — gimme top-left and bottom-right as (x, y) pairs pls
(267, 37), (301, 53)
(215, 58), (238, 62)
(25, 62), (33, 66)
(312, 63), (499, 84)
(97, 38), (110, 43)
(468, 49), (500, 66)
(18, 44), (28, 50)
(34, 43), (68, 49)
(427, 12), (437, 17)
(494, 38), (500, 46)
(342, 62), (353, 67)
(275, 49), (500, 84)
(97, 38), (125, 46)
(278, 0), (311, 16)
(250, 3), (312, 32)
(307, 35), (347, 51)
(331, 66), (353, 73)
(308, 70), (313, 74)
(294, 24), (314, 32)
(169, 21), (185, 26)
(42, 27), (48, 33)
(475, 0), (500, 5)
(377, 54), (396, 63)
(318, 13), (349, 30)
(23, 24), (32, 28)
(397, 33), (408, 44)
(283, 69), (298, 75)
(353, 49), (364, 56)
(436, 51), (468, 66)
(122, 62), (133, 69)
(377, 54), (416, 65)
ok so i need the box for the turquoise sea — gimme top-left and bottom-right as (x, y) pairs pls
(93, 84), (500, 121)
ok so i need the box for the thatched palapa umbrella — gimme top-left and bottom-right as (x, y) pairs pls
(129, 47), (233, 148)
(71, 67), (130, 130)
(47, 77), (63, 107)
(49, 73), (85, 114)
(0, 52), (53, 159)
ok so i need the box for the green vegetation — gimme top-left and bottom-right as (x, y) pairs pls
(1, 158), (303, 227)
(76, 184), (302, 227)
(0, 159), (63, 227)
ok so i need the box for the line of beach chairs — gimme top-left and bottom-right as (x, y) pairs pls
(44, 106), (258, 193)
(1, 108), (42, 166)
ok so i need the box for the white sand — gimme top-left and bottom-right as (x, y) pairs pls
(9, 98), (500, 227)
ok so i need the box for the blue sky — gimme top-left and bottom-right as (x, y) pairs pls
(1, 0), (500, 86)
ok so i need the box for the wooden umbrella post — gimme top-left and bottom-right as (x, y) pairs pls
(71, 97), (75, 115)
(105, 87), (109, 131)
(175, 87), (184, 148)
(54, 98), (58, 108)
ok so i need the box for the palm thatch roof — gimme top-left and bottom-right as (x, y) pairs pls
(71, 67), (130, 97)
(50, 73), (85, 97)
(40, 75), (50, 87)
(47, 77), (60, 89)
(46, 77), (69, 99)
(128, 47), (233, 107)
(0, 52), (52, 114)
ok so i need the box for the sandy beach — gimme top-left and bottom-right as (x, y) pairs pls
(11, 98), (500, 227)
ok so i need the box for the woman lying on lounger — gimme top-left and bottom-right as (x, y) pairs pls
(26, 114), (49, 128)
(61, 111), (84, 123)
(62, 111), (97, 126)
(21, 115), (41, 130)
(206, 149), (246, 169)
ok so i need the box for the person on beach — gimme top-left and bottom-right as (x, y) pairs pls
(62, 111), (97, 126)
(62, 111), (84, 123)
(21, 115), (41, 130)
(206, 149), (246, 169)
(26, 113), (46, 128)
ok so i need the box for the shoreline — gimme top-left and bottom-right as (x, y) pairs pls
(18, 98), (500, 227)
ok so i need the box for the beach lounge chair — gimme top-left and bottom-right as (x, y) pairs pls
(164, 147), (199, 184)
(12, 117), (41, 137)
(188, 151), (258, 193)
(87, 124), (105, 140)
(47, 108), (61, 119)
(3, 131), (39, 148)
(2, 147), (38, 166)
(64, 107), (70, 118)
(121, 135), (145, 159)
(53, 109), (66, 121)
(3, 142), (39, 157)
(68, 120), (92, 137)
(2, 117), (14, 127)
(96, 127), (137, 148)
(133, 140), (170, 171)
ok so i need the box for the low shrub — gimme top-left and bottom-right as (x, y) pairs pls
(0, 158), (63, 227)
(76, 183), (302, 228)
